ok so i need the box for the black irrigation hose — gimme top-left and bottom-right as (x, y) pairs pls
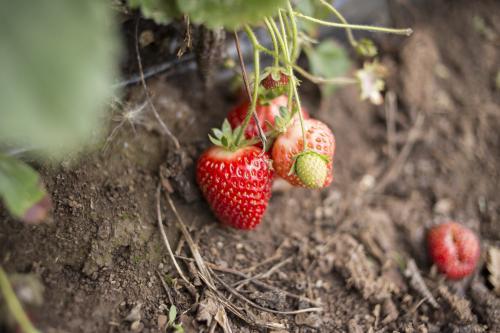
(112, 53), (196, 89)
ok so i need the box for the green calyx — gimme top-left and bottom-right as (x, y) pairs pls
(209, 119), (246, 151)
(272, 105), (297, 133)
(289, 151), (329, 189)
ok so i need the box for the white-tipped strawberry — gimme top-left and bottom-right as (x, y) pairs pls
(272, 118), (335, 188)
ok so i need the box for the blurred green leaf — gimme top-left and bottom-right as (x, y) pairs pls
(295, 0), (328, 37)
(305, 39), (351, 96)
(177, 0), (286, 29)
(168, 305), (177, 325)
(128, 0), (181, 24)
(0, 1), (119, 159)
(0, 154), (46, 220)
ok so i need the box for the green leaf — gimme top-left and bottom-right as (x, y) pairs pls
(0, 154), (46, 220)
(212, 128), (224, 139)
(176, 0), (287, 29)
(295, 0), (329, 37)
(128, 0), (181, 25)
(174, 324), (184, 333)
(222, 119), (232, 136)
(221, 136), (228, 147)
(168, 305), (177, 325)
(208, 135), (221, 146)
(0, 1), (119, 160)
(305, 39), (351, 96)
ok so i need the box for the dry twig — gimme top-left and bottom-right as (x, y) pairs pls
(384, 91), (397, 159)
(404, 259), (439, 309)
(372, 112), (424, 193)
(155, 269), (174, 305)
(233, 257), (293, 288)
(156, 185), (191, 285)
(134, 19), (180, 149)
(212, 268), (323, 315)
(175, 254), (322, 306)
(241, 241), (287, 273)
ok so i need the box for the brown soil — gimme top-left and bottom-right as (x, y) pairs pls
(1, 0), (500, 332)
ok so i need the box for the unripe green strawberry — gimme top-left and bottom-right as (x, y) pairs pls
(294, 152), (328, 189)
(272, 118), (335, 188)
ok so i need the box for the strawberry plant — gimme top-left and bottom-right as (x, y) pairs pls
(0, 0), (411, 228)
(168, 0), (411, 228)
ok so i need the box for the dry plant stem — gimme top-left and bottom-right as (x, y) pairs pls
(384, 91), (397, 159)
(160, 187), (287, 330)
(233, 31), (267, 148)
(156, 269), (174, 305)
(156, 185), (190, 284)
(372, 112), (424, 193)
(293, 11), (413, 36)
(319, 0), (357, 46)
(212, 269), (322, 315)
(163, 191), (215, 289)
(0, 267), (40, 333)
(241, 241), (285, 273)
(175, 254), (322, 306)
(232, 257), (293, 288)
(134, 20), (180, 149)
(404, 259), (439, 309)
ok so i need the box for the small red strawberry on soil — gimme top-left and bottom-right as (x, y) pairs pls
(427, 222), (480, 280)
(196, 145), (273, 229)
(272, 118), (335, 188)
(228, 95), (309, 141)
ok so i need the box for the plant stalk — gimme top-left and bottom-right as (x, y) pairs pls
(234, 26), (261, 147)
(0, 267), (40, 333)
(293, 11), (413, 36)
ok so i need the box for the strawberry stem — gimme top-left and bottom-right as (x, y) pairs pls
(293, 11), (413, 36)
(285, 2), (299, 62)
(318, 0), (357, 48)
(233, 31), (267, 148)
(234, 26), (261, 148)
(278, 10), (307, 151)
(249, 39), (358, 87)
(264, 18), (280, 68)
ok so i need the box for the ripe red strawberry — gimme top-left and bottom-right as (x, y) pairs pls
(196, 145), (273, 229)
(427, 222), (480, 280)
(227, 95), (309, 142)
(272, 119), (335, 188)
